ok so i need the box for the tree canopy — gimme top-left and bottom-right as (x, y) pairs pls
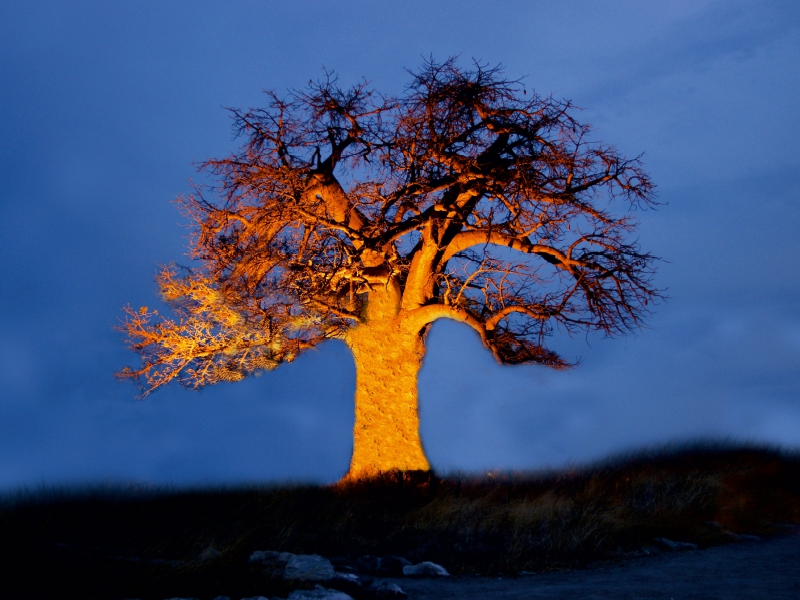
(119, 58), (659, 397)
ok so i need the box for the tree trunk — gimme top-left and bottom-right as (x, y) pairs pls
(343, 286), (431, 479)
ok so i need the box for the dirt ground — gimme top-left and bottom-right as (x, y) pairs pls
(385, 531), (800, 599)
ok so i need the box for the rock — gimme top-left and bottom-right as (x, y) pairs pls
(210, 596), (231, 600)
(249, 550), (294, 565)
(369, 581), (408, 598)
(354, 554), (412, 576)
(654, 537), (698, 551)
(355, 555), (380, 574)
(288, 585), (354, 599)
(402, 561), (450, 577)
(329, 556), (358, 573)
(326, 572), (365, 597)
(249, 550), (293, 563)
(284, 554), (336, 581)
(356, 574), (374, 588)
(249, 549), (337, 581)
(377, 555), (412, 577)
(249, 550), (294, 577)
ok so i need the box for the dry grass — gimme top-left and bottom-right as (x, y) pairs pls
(1, 440), (798, 598)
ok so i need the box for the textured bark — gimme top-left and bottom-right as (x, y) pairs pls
(344, 286), (430, 479)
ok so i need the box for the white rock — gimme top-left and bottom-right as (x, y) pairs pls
(402, 561), (450, 577)
(288, 585), (354, 599)
(284, 554), (335, 581)
(332, 572), (362, 585)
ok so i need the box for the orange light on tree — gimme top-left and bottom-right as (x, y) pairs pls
(118, 58), (660, 480)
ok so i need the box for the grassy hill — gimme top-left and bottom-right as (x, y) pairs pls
(1, 440), (798, 599)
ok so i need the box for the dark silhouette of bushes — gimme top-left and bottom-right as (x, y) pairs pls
(1, 440), (797, 598)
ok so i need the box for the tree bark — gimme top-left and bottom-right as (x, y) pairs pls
(343, 285), (431, 479)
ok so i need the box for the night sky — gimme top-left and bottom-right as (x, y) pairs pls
(1, 1), (799, 490)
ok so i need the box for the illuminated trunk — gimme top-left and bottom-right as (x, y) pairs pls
(343, 285), (431, 479)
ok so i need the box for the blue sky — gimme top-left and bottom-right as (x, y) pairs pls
(1, 1), (799, 488)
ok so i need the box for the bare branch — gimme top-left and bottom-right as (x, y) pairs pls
(119, 57), (660, 392)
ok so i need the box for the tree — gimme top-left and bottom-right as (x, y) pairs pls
(118, 58), (659, 479)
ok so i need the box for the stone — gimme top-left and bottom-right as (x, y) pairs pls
(284, 554), (336, 581)
(249, 550), (294, 565)
(249, 550), (295, 578)
(402, 561), (450, 577)
(356, 555), (380, 574)
(654, 537), (698, 551)
(377, 555), (412, 577)
(329, 556), (359, 573)
(370, 581), (408, 598)
(325, 571), (366, 597)
(287, 585), (354, 599)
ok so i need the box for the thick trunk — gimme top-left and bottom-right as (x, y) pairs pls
(343, 285), (430, 479)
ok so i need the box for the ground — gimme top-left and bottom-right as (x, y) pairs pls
(391, 529), (800, 599)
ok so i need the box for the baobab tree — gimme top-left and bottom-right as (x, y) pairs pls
(118, 58), (659, 479)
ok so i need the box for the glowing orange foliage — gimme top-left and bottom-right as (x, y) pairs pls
(118, 59), (660, 474)
(118, 267), (292, 394)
